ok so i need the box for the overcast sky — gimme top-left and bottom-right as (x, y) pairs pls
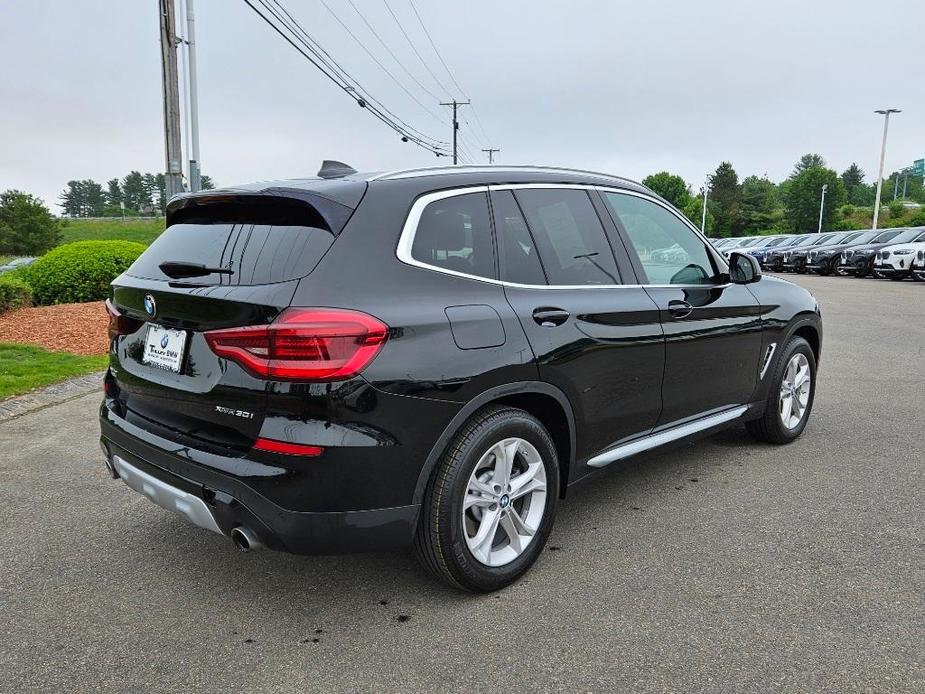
(1, 0), (922, 211)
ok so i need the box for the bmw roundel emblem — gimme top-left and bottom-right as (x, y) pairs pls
(143, 294), (156, 318)
(160, 334), (169, 349)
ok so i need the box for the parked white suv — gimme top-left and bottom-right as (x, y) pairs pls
(873, 232), (925, 280)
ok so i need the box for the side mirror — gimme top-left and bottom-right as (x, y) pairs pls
(729, 251), (762, 284)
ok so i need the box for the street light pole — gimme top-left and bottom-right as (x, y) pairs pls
(817, 183), (828, 233)
(872, 108), (901, 229)
(701, 183), (709, 234)
(185, 0), (202, 192)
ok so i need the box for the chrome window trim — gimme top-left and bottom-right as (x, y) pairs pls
(395, 183), (731, 291)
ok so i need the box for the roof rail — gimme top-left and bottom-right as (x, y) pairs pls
(367, 165), (642, 186)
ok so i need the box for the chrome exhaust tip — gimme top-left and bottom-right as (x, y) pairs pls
(100, 441), (119, 479)
(230, 526), (262, 552)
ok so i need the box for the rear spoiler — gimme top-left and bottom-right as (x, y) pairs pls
(165, 186), (365, 235)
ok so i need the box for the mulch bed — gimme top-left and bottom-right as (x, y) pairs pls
(0, 301), (109, 355)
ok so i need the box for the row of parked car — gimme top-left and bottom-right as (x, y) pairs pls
(711, 227), (925, 280)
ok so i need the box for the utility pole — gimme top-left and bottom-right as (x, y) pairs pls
(902, 169), (909, 199)
(185, 0), (202, 191)
(817, 183), (828, 233)
(440, 99), (470, 165)
(872, 108), (901, 229)
(481, 148), (500, 164)
(158, 0), (183, 200)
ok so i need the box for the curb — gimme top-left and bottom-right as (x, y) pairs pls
(0, 371), (105, 423)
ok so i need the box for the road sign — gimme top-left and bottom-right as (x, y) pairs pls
(913, 159), (924, 176)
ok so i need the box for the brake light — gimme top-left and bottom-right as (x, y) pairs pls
(105, 299), (143, 341)
(252, 438), (324, 456)
(204, 308), (389, 381)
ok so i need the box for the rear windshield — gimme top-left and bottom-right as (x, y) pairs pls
(126, 222), (334, 285)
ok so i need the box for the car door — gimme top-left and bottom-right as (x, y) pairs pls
(600, 190), (763, 426)
(490, 186), (665, 462)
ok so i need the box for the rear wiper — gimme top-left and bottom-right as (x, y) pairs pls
(158, 261), (234, 279)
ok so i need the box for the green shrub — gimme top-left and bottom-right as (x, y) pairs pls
(0, 274), (33, 313)
(24, 240), (146, 305)
(888, 200), (904, 218)
(0, 190), (61, 255)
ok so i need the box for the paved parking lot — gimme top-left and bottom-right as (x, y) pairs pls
(1, 274), (923, 693)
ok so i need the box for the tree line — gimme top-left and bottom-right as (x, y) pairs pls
(58, 172), (214, 218)
(644, 154), (925, 237)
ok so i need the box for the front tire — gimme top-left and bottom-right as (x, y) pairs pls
(746, 336), (816, 444)
(414, 406), (560, 592)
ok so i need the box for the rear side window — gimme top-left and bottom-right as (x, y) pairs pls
(514, 189), (621, 285)
(491, 190), (546, 285)
(411, 192), (495, 279)
(127, 222), (334, 286)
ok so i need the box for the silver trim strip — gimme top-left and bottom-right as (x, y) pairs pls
(586, 406), (748, 468)
(759, 342), (777, 379)
(368, 164), (640, 184)
(112, 455), (223, 535)
(395, 184), (730, 290)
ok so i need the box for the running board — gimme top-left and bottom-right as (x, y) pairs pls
(587, 406), (749, 468)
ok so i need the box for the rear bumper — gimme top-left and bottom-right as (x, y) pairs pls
(100, 405), (420, 555)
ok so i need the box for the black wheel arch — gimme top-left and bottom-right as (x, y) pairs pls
(412, 381), (577, 505)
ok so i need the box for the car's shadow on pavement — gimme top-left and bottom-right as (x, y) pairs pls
(126, 424), (769, 611)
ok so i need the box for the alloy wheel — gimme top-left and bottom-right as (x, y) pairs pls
(779, 353), (811, 430)
(462, 437), (547, 567)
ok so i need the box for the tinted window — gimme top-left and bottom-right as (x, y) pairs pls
(605, 192), (718, 285)
(411, 192), (494, 279)
(873, 230), (902, 244)
(127, 222), (334, 286)
(515, 189), (620, 285)
(491, 191), (546, 285)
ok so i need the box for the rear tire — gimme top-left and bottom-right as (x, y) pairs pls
(414, 406), (560, 592)
(746, 336), (816, 445)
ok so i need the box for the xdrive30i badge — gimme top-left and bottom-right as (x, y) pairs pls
(215, 406), (255, 420)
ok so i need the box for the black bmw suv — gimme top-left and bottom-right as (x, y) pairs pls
(100, 164), (822, 592)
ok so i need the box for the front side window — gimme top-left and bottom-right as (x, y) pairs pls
(605, 192), (718, 285)
(514, 189), (621, 285)
(411, 192), (494, 279)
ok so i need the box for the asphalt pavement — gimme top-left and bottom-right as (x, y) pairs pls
(1, 273), (923, 693)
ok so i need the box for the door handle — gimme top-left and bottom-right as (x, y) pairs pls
(667, 300), (693, 319)
(532, 307), (570, 327)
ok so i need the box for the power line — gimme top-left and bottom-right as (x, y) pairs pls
(265, 0), (447, 148)
(405, 0), (495, 151)
(242, 0), (448, 155)
(382, 0), (453, 100)
(315, 0), (446, 126)
(261, 0), (445, 149)
(407, 0), (466, 98)
(343, 0), (443, 103)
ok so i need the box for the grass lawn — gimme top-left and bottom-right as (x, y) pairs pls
(59, 218), (166, 246)
(0, 343), (108, 399)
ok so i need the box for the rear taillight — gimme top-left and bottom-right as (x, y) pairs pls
(204, 307), (389, 381)
(105, 299), (143, 341)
